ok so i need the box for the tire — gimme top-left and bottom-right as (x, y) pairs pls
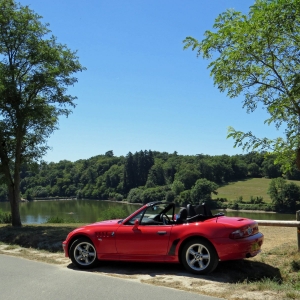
(181, 238), (218, 275)
(70, 238), (98, 269)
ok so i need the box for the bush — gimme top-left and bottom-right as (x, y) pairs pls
(0, 209), (11, 224)
(214, 197), (228, 203)
(228, 201), (239, 210)
(115, 193), (123, 201)
(141, 187), (167, 204)
(208, 199), (227, 209)
(127, 188), (143, 203)
(109, 192), (123, 201)
(226, 203), (275, 211)
(97, 206), (128, 221)
(249, 195), (264, 204)
(165, 191), (175, 202)
(45, 216), (79, 223)
(178, 190), (191, 206)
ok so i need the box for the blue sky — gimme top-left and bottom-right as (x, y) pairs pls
(19, 0), (280, 162)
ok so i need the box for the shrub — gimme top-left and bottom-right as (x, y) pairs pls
(127, 188), (143, 203)
(45, 216), (79, 223)
(141, 187), (167, 204)
(228, 201), (239, 210)
(165, 191), (175, 202)
(97, 206), (128, 221)
(115, 193), (123, 201)
(214, 197), (228, 203)
(0, 209), (12, 224)
(250, 196), (264, 204)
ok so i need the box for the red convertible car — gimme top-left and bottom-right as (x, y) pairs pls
(62, 201), (264, 274)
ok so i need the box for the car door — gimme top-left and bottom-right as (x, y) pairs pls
(116, 223), (173, 256)
(115, 205), (173, 258)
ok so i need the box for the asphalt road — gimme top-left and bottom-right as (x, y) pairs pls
(0, 255), (223, 300)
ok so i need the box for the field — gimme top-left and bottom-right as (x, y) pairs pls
(212, 177), (300, 203)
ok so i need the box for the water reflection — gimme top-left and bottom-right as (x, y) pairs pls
(0, 200), (296, 224)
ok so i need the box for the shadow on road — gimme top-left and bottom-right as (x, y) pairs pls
(67, 258), (282, 284)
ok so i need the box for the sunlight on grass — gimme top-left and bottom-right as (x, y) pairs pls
(213, 178), (300, 202)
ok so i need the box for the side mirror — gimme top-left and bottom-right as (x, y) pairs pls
(133, 219), (139, 229)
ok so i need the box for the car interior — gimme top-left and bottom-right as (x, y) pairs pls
(126, 202), (224, 226)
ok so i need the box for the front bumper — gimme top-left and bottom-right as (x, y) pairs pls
(62, 241), (69, 257)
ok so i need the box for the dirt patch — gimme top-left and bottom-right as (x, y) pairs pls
(0, 225), (299, 300)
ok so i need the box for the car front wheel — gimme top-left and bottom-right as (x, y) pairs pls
(70, 238), (97, 269)
(181, 238), (218, 274)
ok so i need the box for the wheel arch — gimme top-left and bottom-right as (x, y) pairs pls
(178, 235), (218, 264)
(67, 234), (94, 255)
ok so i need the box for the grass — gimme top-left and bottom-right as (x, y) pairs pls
(0, 223), (81, 252)
(212, 178), (300, 203)
(45, 216), (80, 223)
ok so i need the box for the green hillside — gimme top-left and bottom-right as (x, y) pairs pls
(213, 178), (300, 203)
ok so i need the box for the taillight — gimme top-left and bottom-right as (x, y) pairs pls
(229, 223), (259, 239)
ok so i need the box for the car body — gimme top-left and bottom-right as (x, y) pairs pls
(62, 201), (264, 274)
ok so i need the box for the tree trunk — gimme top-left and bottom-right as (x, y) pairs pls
(0, 132), (23, 227)
(8, 183), (22, 227)
(297, 147), (300, 170)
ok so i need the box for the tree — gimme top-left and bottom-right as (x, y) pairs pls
(174, 164), (201, 189)
(184, 0), (300, 172)
(0, 0), (85, 226)
(105, 150), (114, 157)
(268, 177), (300, 211)
(171, 179), (185, 195)
(190, 178), (218, 204)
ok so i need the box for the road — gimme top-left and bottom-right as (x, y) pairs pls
(0, 255), (223, 300)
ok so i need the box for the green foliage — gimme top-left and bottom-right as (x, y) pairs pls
(268, 177), (300, 211)
(0, 0), (85, 225)
(178, 190), (191, 206)
(165, 190), (175, 202)
(0, 185), (8, 201)
(123, 150), (154, 192)
(175, 164), (201, 189)
(127, 187), (144, 203)
(0, 209), (11, 223)
(141, 186), (169, 204)
(16, 150), (300, 213)
(247, 162), (261, 178)
(97, 206), (128, 221)
(146, 163), (166, 186)
(184, 0), (300, 172)
(190, 178), (218, 204)
(171, 180), (185, 195)
(45, 216), (79, 224)
(249, 196), (264, 204)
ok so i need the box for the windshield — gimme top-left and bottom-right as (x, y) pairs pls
(125, 202), (174, 225)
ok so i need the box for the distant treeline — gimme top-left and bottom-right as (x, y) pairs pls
(1, 150), (300, 206)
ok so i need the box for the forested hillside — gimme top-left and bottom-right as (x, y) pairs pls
(1, 150), (298, 207)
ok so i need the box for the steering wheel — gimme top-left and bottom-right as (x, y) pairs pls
(160, 213), (170, 225)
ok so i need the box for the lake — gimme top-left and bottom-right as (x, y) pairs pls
(0, 199), (297, 224)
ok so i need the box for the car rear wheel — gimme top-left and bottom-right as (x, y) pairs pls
(181, 238), (218, 274)
(70, 238), (97, 269)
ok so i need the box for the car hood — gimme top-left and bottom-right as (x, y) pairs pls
(85, 219), (122, 227)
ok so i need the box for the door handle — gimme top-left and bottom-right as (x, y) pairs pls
(157, 231), (167, 235)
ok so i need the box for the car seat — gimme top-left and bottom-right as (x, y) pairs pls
(194, 202), (213, 216)
(176, 208), (187, 224)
